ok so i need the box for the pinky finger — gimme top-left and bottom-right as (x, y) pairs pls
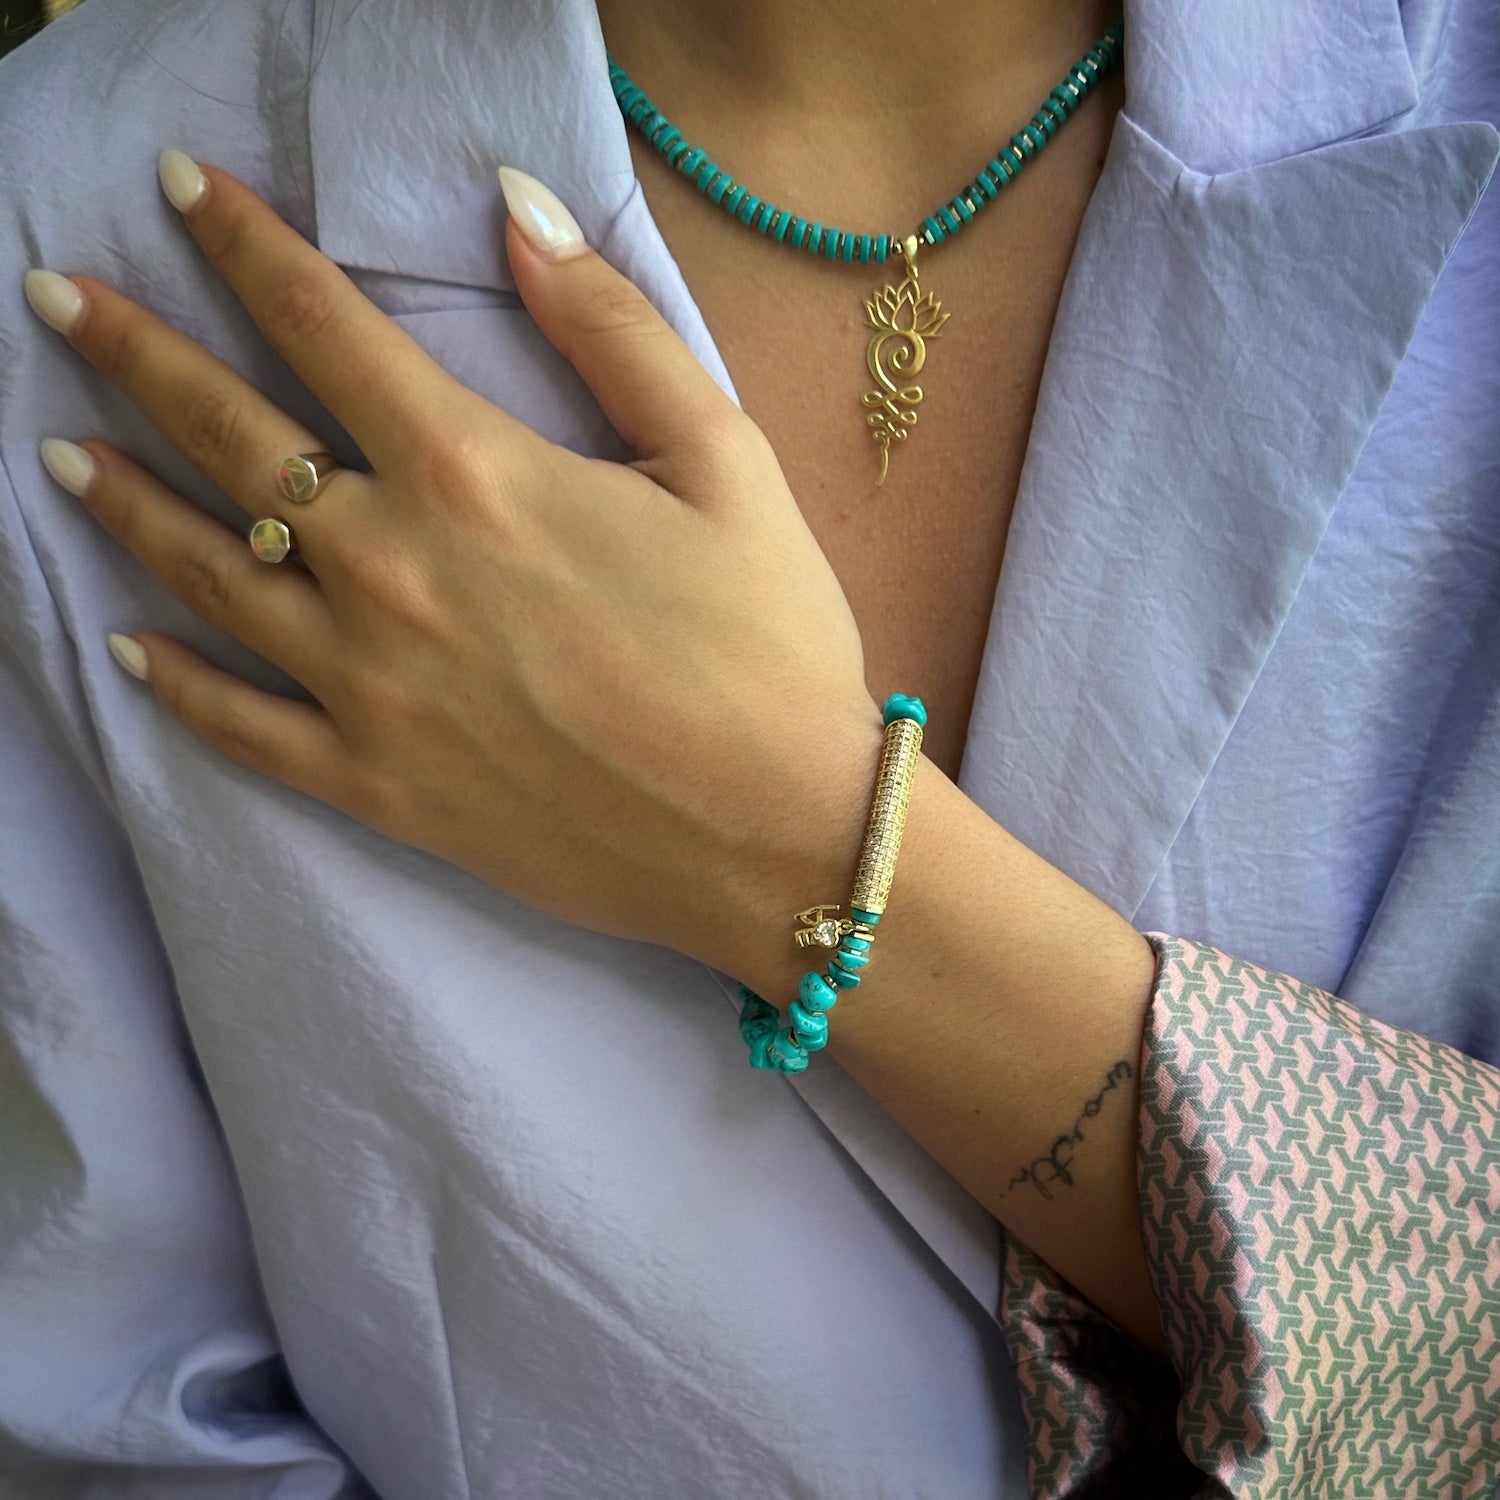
(122, 630), (361, 810)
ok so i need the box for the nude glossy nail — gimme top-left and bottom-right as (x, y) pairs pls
(497, 165), (587, 260)
(23, 269), (84, 334)
(39, 437), (97, 497)
(107, 632), (150, 680)
(158, 148), (208, 212)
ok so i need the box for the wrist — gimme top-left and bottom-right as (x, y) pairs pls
(711, 708), (887, 1008)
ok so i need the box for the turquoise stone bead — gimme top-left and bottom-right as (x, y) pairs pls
(827, 963), (861, 990)
(742, 1019), (778, 1051)
(952, 196), (974, 223)
(937, 205), (960, 233)
(923, 214), (944, 242)
(841, 934), (872, 952)
(773, 211), (792, 241)
(788, 1000), (829, 1050)
(767, 1028), (810, 1073)
(680, 146), (706, 176)
(739, 991), (779, 1043)
(708, 174), (732, 204)
(753, 199), (775, 231)
(724, 184), (746, 214)
(807, 223), (824, 253)
(857, 234), (872, 262)
(876, 233), (891, 261)
(881, 692), (928, 727)
(823, 228), (841, 259)
(747, 1029), (778, 1069)
(790, 216), (808, 247)
(740, 1001), (778, 1033)
(799, 969), (838, 1013)
(833, 946), (869, 969)
(851, 908), (881, 925)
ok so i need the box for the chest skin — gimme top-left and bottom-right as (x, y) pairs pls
(621, 69), (1124, 781)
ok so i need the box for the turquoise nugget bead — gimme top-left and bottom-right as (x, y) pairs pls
(788, 1000), (829, 1050)
(881, 693), (928, 727)
(799, 969), (838, 1012)
(746, 1025), (779, 1068)
(767, 1028), (810, 1073)
(739, 1002), (778, 1043)
(833, 946), (869, 969)
(827, 962), (861, 990)
(841, 934), (872, 952)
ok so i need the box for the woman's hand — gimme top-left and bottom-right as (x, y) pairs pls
(26, 152), (880, 974)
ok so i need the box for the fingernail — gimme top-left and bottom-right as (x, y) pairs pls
(107, 632), (150, 681)
(23, 268), (84, 334)
(497, 165), (587, 260)
(158, 148), (208, 212)
(39, 437), (97, 497)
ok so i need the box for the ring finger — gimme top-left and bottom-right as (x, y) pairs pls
(43, 435), (342, 698)
(25, 267), (368, 573)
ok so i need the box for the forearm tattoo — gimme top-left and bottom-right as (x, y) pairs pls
(1001, 1059), (1134, 1201)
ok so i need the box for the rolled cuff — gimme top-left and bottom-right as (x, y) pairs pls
(999, 931), (1500, 1499)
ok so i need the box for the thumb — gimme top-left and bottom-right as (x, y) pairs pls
(497, 164), (742, 470)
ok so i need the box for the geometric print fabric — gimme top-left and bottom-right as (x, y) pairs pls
(999, 932), (1500, 1499)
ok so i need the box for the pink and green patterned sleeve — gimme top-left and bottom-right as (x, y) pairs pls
(998, 932), (1500, 1499)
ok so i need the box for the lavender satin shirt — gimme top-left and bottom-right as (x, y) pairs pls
(0, 0), (1497, 1494)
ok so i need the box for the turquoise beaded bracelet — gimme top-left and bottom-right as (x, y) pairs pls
(738, 693), (928, 1073)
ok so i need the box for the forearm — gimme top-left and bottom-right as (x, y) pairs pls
(720, 719), (1167, 1356)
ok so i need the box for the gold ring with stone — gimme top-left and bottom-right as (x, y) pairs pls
(276, 450), (342, 504)
(249, 516), (296, 564)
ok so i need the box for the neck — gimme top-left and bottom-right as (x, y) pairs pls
(594, 0), (1122, 122)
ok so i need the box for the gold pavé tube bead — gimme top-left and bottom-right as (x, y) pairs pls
(849, 716), (923, 916)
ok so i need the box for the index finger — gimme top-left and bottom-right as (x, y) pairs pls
(157, 149), (495, 474)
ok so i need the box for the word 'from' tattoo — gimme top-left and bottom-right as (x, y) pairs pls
(1001, 1059), (1134, 1201)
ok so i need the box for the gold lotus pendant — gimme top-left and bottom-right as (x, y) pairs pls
(861, 234), (950, 486)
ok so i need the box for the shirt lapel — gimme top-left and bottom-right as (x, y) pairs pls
(955, 0), (1499, 918)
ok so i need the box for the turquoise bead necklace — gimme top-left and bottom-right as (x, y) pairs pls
(608, 19), (1123, 486)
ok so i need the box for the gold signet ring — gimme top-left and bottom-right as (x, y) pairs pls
(276, 451), (341, 504)
(249, 517), (296, 564)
